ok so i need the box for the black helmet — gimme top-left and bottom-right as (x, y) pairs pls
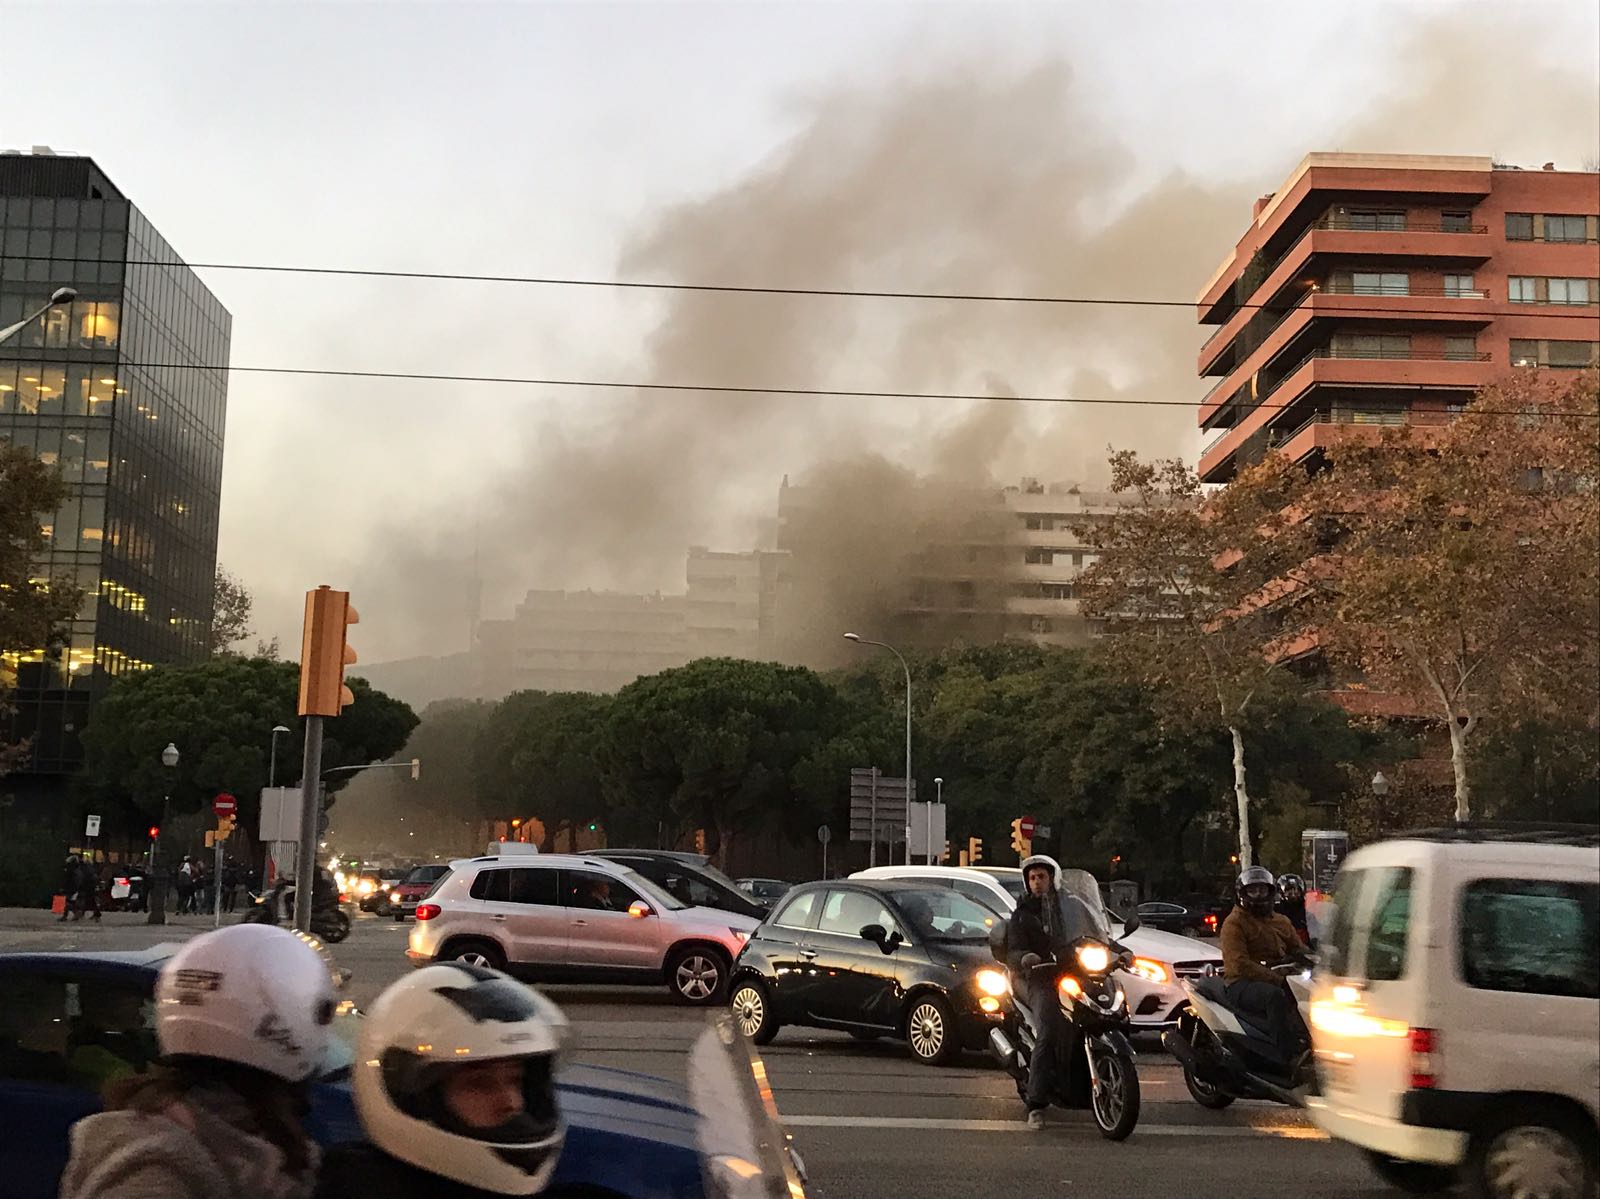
(1277, 873), (1306, 902)
(1236, 866), (1276, 917)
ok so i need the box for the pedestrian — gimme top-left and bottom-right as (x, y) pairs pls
(77, 855), (104, 922)
(315, 963), (568, 1197)
(223, 861), (241, 913)
(59, 853), (82, 922)
(177, 857), (195, 914)
(58, 923), (337, 1199)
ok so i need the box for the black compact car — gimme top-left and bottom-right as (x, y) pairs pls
(728, 880), (1012, 1066)
(592, 850), (765, 920)
(1134, 896), (1229, 937)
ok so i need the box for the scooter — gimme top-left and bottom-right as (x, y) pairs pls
(986, 914), (1144, 1140)
(1161, 957), (1314, 1110)
(241, 875), (351, 943)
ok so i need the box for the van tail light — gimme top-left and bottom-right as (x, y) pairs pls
(414, 903), (442, 921)
(1409, 1027), (1440, 1089)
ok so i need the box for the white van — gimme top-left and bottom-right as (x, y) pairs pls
(1305, 827), (1599, 1197)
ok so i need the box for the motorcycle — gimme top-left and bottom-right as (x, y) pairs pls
(241, 873), (351, 943)
(1161, 957), (1315, 1110)
(986, 891), (1143, 1141)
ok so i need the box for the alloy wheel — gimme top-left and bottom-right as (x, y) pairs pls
(457, 950), (493, 968)
(1092, 1052), (1126, 1128)
(732, 986), (766, 1038)
(676, 954), (722, 1002)
(1483, 1126), (1588, 1199)
(907, 1002), (945, 1061)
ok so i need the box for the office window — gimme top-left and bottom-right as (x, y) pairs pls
(1505, 213), (1534, 240)
(1351, 271), (1409, 296)
(1543, 214), (1588, 243)
(1440, 210), (1473, 232)
(1444, 336), (1478, 361)
(1443, 274), (1476, 298)
(1507, 277), (1538, 304)
(1548, 278), (1592, 306)
(1547, 340), (1599, 368)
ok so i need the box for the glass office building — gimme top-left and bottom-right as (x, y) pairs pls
(0, 152), (229, 789)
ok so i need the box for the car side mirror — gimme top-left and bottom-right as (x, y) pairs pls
(627, 901), (655, 919)
(859, 923), (887, 945)
(1121, 913), (1141, 936)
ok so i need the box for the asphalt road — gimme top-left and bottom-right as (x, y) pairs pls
(2, 908), (1394, 1197)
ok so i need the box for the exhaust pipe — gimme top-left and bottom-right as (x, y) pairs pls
(988, 1028), (1023, 1078)
(1161, 1029), (1197, 1068)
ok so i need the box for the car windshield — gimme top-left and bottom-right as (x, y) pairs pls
(689, 859), (746, 896)
(892, 889), (999, 941)
(618, 866), (687, 911)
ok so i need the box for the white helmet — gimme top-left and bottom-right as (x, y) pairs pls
(354, 964), (568, 1195)
(155, 923), (337, 1083)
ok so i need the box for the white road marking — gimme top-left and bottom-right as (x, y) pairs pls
(780, 1115), (1326, 1139)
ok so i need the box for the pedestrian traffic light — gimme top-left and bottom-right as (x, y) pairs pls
(298, 585), (359, 717)
(967, 836), (984, 865)
(147, 825), (159, 840)
(1010, 817), (1031, 857)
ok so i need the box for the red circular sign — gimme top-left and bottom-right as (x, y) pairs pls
(212, 793), (238, 817)
(1018, 816), (1037, 838)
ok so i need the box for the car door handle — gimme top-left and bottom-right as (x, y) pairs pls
(799, 948), (818, 960)
(572, 919), (588, 927)
(490, 914), (507, 921)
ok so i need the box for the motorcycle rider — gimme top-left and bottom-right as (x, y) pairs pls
(315, 963), (568, 1197)
(1005, 854), (1101, 1129)
(59, 923), (337, 1199)
(1275, 873), (1310, 946)
(1220, 866), (1309, 1073)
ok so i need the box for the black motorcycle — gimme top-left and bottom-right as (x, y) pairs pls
(987, 912), (1144, 1140)
(1162, 957), (1314, 1110)
(241, 873), (351, 943)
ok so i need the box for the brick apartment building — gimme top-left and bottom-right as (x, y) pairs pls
(1196, 152), (1599, 484)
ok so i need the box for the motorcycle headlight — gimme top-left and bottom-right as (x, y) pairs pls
(1076, 944), (1112, 974)
(1127, 957), (1172, 985)
(975, 968), (1009, 998)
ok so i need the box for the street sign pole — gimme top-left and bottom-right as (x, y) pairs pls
(292, 717), (324, 932)
(869, 767), (879, 868)
(818, 824), (832, 879)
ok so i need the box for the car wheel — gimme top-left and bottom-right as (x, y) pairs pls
(1363, 1151), (1456, 1194)
(730, 980), (779, 1045)
(669, 947), (729, 1006)
(443, 940), (505, 971)
(904, 994), (960, 1066)
(1465, 1115), (1595, 1199)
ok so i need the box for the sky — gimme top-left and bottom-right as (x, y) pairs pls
(6, 0), (1599, 665)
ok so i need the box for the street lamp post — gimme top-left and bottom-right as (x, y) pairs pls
(844, 633), (913, 865)
(146, 742), (180, 925)
(932, 777), (943, 865)
(263, 724), (291, 892)
(0, 287), (76, 346)
(269, 724), (291, 787)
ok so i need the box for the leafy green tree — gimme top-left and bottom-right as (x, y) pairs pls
(508, 692), (612, 850)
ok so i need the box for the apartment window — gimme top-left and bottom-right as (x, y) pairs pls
(1024, 548), (1052, 565)
(1440, 210), (1473, 232)
(1347, 209), (1406, 231)
(1444, 336), (1478, 361)
(1507, 276), (1538, 304)
(1029, 617), (1053, 635)
(1024, 516), (1047, 531)
(1443, 274), (1476, 298)
(1543, 214), (1589, 243)
(1339, 333), (1411, 358)
(1548, 278), (1592, 306)
(1505, 213), (1535, 240)
(1351, 271), (1409, 296)
(1510, 339), (1540, 367)
(1547, 340), (1599, 368)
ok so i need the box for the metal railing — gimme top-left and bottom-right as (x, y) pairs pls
(1320, 281), (1491, 300)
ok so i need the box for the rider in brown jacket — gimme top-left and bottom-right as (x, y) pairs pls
(1220, 866), (1309, 1066)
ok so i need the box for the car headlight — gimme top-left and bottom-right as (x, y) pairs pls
(1075, 944), (1112, 974)
(1127, 957), (1172, 985)
(975, 968), (1010, 998)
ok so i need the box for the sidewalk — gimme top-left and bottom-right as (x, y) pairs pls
(0, 906), (242, 953)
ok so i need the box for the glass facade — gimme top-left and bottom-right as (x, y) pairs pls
(1, 155), (229, 776)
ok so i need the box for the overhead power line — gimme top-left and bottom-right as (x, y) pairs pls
(106, 358), (1599, 419)
(13, 253), (1600, 322)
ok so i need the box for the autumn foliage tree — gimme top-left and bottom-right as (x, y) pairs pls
(1310, 370), (1600, 820)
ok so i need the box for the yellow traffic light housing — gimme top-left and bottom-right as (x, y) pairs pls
(298, 586), (359, 717)
(1010, 818), (1031, 858)
(967, 836), (984, 865)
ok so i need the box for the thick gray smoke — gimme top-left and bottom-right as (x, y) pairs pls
(351, 13), (1600, 674)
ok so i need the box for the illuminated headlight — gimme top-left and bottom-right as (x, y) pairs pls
(389, 890), (401, 902)
(1127, 957), (1172, 985)
(1076, 944), (1112, 974)
(975, 968), (1010, 998)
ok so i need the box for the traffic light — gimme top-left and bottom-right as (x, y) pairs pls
(298, 586), (359, 717)
(1010, 818), (1031, 857)
(147, 825), (159, 840)
(943, 840), (951, 863)
(216, 816), (235, 838)
(967, 836), (984, 865)
(587, 822), (598, 832)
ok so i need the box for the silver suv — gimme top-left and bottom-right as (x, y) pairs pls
(405, 853), (760, 1004)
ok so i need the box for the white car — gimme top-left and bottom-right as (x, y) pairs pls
(850, 864), (1221, 1029)
(406, 853), (760, 1004)
(1305, 828), (1599, 1197)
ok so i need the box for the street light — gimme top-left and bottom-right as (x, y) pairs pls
(933, 777), (944, 865)
(269, 724), (291, 787)
(0, 287), (76, 347)
(1371, 771), (1390, 797)
(844, 632), (913, 865)
(147, 742), (180, 925)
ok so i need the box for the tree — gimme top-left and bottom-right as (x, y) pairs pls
(78, 657), (418, 842)
(1075, 450), (1321, 865)
(209, 565), (254, 655)
(1, 441), (81, 775)
(507, 693), (612, 850)
(1311, 370), (1600, 819)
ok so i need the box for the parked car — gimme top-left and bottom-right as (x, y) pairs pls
(361, 867), (410, 915)
(730, 879), (1011, 1066)
(389, 862), (451, 920)
(0, 947), (791, 1199)
(405, 853), (760, 1004)
(1134, 896), (1229, 938)
(1305, 825), (1599, 1197)
(592, 850), (766, 920)
(738, 878), (794, 906)
(853, 863), (1221, 1031)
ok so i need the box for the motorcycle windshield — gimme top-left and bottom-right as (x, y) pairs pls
(688, 1018), (808, 1199)
(1056, 869), (1114, 940)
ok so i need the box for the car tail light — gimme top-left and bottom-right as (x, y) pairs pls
(338, 894), (349, 904)
(1409, 1027), (1440, 1089)
(1204, 913), (1218, 930)
(115, 877), (129, 887)
(415, 903), (442, 921)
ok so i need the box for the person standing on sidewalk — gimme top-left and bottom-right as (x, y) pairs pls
(76, 855), (104, 921)
(59, 853), (82, 922)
